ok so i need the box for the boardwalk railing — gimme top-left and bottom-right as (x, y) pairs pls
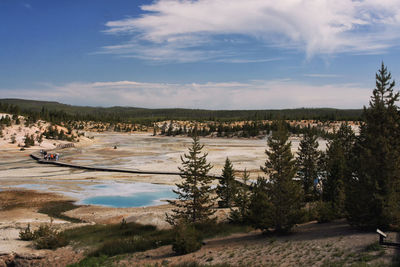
(56, 143), (75, 149)
(29, 153), (250, 188)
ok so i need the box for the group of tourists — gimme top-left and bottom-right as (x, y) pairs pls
(40, 150), (59, 161)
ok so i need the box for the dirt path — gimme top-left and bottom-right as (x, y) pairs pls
(119, 220), (397, 266)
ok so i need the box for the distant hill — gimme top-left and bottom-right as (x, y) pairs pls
(0, 98), (363, 124)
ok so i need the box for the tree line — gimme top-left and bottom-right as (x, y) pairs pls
(166, 63), (400, 254)
(0, 98), (362, 126)
(158, 120), (335, 139)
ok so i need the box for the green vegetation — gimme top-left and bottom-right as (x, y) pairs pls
(320, 241), (387, 267)
(316, 201), (336, 223)
(65, 222), (172, 256)
(296, 125), (320, 201)
(42, 125), (76, 141)
(166, 135), (215, 225)
(229, 169), (251, 224)
(37, 200), (82, 223)
(13, 63), (400, 265)
(23, 133), (35, 147)
(322, 123), (355, 220)
(250, 121), (304, 233)
(172, 222), (203, 255)
(0, 98), (362, 125)
(216, 157), (237, 208)
(64, 221), (250, 265)
(19, 224), (35, 241)
(19, 222), (68, 249)
(346, 63), (400, 230)
(160, 120), (336, 139)
(0, 114), (12, 126)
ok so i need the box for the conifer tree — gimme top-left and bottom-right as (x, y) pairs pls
(166, 135), (215, 225)
(248, 177), (272, 230)
(153, 124), (157, 136)
(347, 63), (400, 229)
(297, 125), (320, 201)
(216, 157), (237, 208)
(251, 121), (303, 233)
(322, 123), (355, 218)
(229, 169), (251, 224)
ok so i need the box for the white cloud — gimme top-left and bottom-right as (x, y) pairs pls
(304, 74), (343, 78)
(0, 79), (371, 109)
(101, 0), (400, 62)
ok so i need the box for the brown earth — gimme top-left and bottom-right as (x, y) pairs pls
(118, 220), (398, 267)
(0, 190), (85, 266)
(0, 190), (398, 266)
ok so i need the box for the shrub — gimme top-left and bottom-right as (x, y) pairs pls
(19, 223), (68, 249)
(298, 203), (319, 223)
(33, 224), (68, 249)
(316, 201), (336, 223)
(88, 224), (172, 257)
(193, 221), (251, 238)
(120, 217), (127, 229)
(19, 224), (35, 241)
(172, 223), (203, 255)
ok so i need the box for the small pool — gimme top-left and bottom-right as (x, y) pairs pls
(2, 180), (176, 208)
(80, 190), (176, 208)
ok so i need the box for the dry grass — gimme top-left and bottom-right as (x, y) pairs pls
(114, 220), (397, 267)
(0, 190), (80, 222)
(0, 190), (65, 210)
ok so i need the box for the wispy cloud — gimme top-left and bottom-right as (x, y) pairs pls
(100, 0), (400, 62)
(215, 58), (284, 64)
(22, 3), (31, 9)
(0, 79), (370, 109)
(304, 74), (343, 78)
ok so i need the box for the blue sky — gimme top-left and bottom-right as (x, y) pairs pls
(1, 0), (400, 109)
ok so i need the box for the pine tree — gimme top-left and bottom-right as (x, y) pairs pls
(229, 169), (251, 224)
(153, 124), (157, 136)
(248, 177), (272, 230)
(347, 63), (400, 229)
(322, 123), (355, 218)
(166, 135), (215, 225)
(251, 121), (304, 233)
(167, 121), (173, 136)
(297, 125), (320, 201)
(216, 157), (237, 208)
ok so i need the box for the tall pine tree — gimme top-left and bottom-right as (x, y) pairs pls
(297, 125), (320, 201)
(217, 157), (237, 208)
(166, 135), (215, 225)
(251, 121), (303, 233)
(322, 123), (355, 218)
(347, 63), (400, 229)
(229, 169), (251, 224)
(248, 177), (272, 231)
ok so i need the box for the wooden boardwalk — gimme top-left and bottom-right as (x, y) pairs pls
(30, 153), (186, 176)
(29, 153), (228, 179)
(29, 153), (250, 188)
